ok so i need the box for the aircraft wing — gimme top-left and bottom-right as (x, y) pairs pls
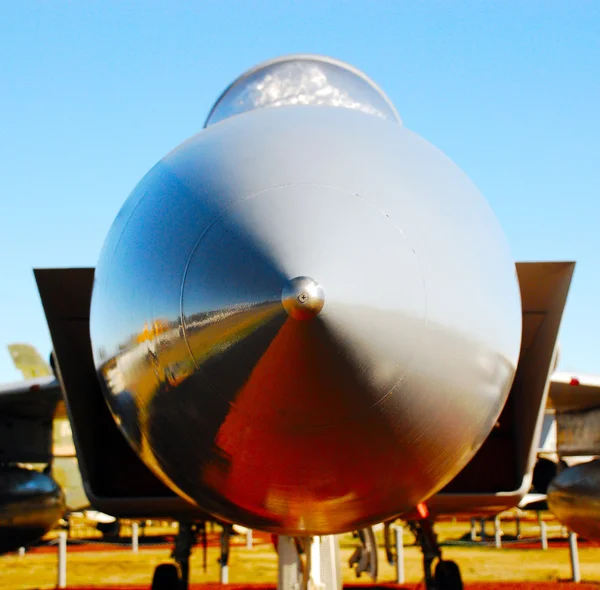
(7, 343), (53, 378)
(0, 376), (62, 418)
(549, 372), (600, 413)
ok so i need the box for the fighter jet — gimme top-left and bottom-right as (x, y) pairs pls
(545, 373), (600, 540)
(0, 345), (118, 553)
(34, 55), (576, 590)
(0, 345), (64, 553)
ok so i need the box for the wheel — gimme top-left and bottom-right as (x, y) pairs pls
(151, 563), (181, 590)
(434, 559), (463, 590)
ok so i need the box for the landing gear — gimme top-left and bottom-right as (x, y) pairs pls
(348, 527), (378, 580)
(408, 507), (463, 590)
(151, 521), (201, 590)
(218, 524), (232, 583)
(434, 559), (463, 590)
(277, 535), (342, 590)
(151, 563), (181, 590)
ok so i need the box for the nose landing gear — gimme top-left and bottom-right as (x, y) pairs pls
(410, 509), (463, 590)
(151, 521), (202, 590)
(385, 504), (463, 590)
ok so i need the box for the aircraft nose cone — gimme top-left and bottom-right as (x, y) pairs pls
(282, 276), (325, 320)
(179, 182), (427, 415)
(91, 88), (522, 538)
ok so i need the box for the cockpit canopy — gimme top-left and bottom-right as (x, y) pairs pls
(204, 55), (401, 127)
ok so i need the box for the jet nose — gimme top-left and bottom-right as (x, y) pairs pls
(281, 276), (325, 321)
(180, 183), (427, 416)
(91, 60), (521, 536)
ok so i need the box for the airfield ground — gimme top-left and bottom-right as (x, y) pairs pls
(1, 519), (599, 590)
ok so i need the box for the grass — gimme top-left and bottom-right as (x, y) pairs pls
(1, 519), (600, 589)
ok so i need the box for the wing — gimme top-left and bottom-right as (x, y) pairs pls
(550, 372), (600, 413)
(0, 376), (62, 419)
(7, 343), (53, 379)
(0, 377), (63, 464)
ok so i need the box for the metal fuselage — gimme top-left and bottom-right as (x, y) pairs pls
(0, 465), (64, 553)
(89, 56), (522, 535)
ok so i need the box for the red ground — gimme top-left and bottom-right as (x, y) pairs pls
(62, 584), (600, 590)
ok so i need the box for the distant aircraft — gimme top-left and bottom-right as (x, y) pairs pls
(545, 373), (600, 540)
(0, 344), (116, 553)
(7, 343), (54, 379)
(8, 344), (90, 512)
(0, 345), (64, 553)
(35, 55), (576, 590)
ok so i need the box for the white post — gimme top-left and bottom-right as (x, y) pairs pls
(494, 517), (502, 548)
(470, 518), (477, 541)
(220, 563), (229, 584)
(57, 531), (67, 589)
(569, 532), (581, 582)
(540, 521), (548, 551)
(17, 547), (25, 557)
(132, 522), (139, 553)
(320, 535), (341, 590)
(246, 529), (253, 549)
(394, 525), (405, 584)
(308, 536), (322, 590)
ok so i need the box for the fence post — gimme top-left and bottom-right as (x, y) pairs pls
(132, 521), (139, 553)
(57, 531), (67, 589)
(569, 532), (581, 582)
(395, 525), (405, 583)
(494, 517), (502, 548)
(540, 521), (548, 551)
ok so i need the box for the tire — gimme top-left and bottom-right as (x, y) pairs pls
(151, 563), (181, 590)
(434, 559), (463, 590)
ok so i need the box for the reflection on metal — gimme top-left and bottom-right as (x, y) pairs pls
(90, 55), (522, 535)
(205, 55), (401, 127)
(548, 460), (600, 540)
(282, 276), (325, 321)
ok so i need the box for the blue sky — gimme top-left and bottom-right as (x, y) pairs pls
(0, 2), (598, 381)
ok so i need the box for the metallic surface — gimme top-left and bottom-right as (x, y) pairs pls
(0, 465), (64, 553)
(556, 407), (600, 457)
(548, 460), (600, 540)
(281, 276), (325, 321)
(90, 55), (522, 535)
